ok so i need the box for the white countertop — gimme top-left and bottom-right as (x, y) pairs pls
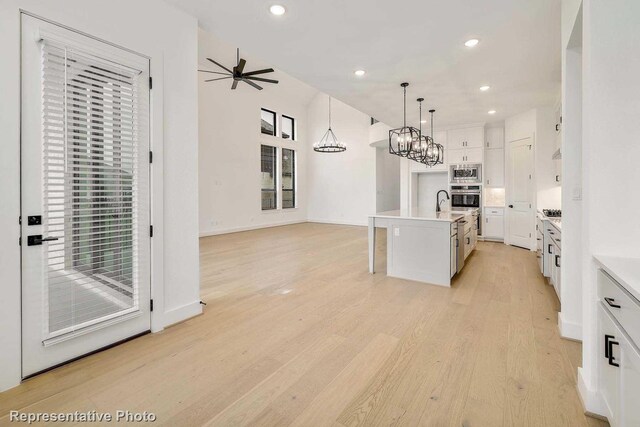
(371, 208), (466, 222)
(594, 254), (640, 302)
(537, 210), (562, 231)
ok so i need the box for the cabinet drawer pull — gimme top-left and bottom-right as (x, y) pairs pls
(605, 334), (614, 358)
(555, 255), (560, 268)
(608, 339), (620, 367)
(604, 297), (621, 309)
(548, 244), (552, 254)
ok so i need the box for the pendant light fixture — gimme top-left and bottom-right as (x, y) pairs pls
(389, 82), (419, 158)
(408, 98), (431, 163)
(314, 95), (346, 153)
(423, 109), (444, 166)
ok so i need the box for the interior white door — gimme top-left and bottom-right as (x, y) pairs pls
(506, 137), (534, 249)
(21, 15), (151, 377)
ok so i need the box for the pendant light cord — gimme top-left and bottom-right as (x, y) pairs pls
(328, 96), (332, 130)
(418, 101), (422, 137)
(431, 111), (434, 137)
(403, 86), (407, 128)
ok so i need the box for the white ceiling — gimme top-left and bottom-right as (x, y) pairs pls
(167, 0), (561, 128)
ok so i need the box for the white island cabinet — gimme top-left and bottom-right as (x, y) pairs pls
(594, 256), (640, 427)
(368, 209), (468, 287)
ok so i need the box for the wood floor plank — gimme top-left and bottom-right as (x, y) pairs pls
(0, 224), (607, 427)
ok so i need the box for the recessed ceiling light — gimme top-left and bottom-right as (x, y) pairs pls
(465, 39), (479, 48)
(480, 85), (490, 92)
(488, 110), (497, 115)
(354, 70), (366, 77)
(421, 120), (427, 123)
(269, 5), (286, 15)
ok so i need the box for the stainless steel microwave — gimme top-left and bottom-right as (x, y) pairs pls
(450, 164), (482, 184)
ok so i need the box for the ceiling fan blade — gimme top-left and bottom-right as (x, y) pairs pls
(236, 58), (246, 75)
(204, 76), (232, 82)
(206, 58), (233, 74)
(245, 76), (279, 84)
(231, 79), (239, 90)
(242, 68), (275, 77)
(242, 79), (263, 91)
(198, 69), (230, 76)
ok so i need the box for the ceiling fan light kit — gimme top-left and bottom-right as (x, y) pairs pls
(389, 83), (420, 158)
(314, 96), (346, 153)
(199, 48), (279, 91)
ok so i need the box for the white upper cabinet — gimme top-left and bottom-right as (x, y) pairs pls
(447, 128), (467, 150)
(485, 149), (505, 187)
(465, 127), (484, 148)
(465, 147), (483, 163)
(446, 148), (465, 165)
(447, 127), (484, 149)
(485, 127), (504, 149)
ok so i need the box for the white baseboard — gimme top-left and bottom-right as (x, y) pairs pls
(306, 218), (367, 227)
(577, 368), (607, 419)
(199, 220), (306, 237)
(162, 300), (202, 328)
(558, 312), (582, 341)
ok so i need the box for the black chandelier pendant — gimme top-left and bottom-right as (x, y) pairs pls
(389, 83), (420, 158)
(408, 98), (432, 163)
(314, 96), (346, 153)
(422, 109), (444, 166)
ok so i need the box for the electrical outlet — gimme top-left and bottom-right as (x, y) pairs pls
(394, 227), (400, 237)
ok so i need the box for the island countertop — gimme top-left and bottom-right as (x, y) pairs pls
(370, 208), (467, 222)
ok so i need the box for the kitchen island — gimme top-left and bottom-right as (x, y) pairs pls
(368, 208), (476, 287)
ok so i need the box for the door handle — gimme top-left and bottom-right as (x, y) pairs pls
(604, 297), (621, 309)
(508, 205), (514, 208)
(27, 235), (59, 246)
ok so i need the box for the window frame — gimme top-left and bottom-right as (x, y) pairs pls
(281, 114), (296, 141)
(260, 144), (278, 211)
(260, 108), (277, 137)
(281, 148), (296, 209)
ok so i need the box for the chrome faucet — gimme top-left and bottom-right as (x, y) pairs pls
(436, 190), (450, 213)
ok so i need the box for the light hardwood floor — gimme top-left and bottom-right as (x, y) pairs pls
(0, 223), (607, 426)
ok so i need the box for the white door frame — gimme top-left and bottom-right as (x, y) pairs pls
(505, 135), (536, 250)
(19, 12), (167, 377)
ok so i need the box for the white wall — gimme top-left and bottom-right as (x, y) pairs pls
(559, 5), (583, 342)
(307, 94), (376, 226)
(505, 108), (561, 209)
(417, 173), (450, 211)
(198, 29), (317, 236)
(535, 106), (562, 209)
(573, 0), (640, 414)
(0, 0), (201, 391)
(376, 148), (401, 212)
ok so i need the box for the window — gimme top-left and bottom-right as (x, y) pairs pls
(261, 108), (276, 136)
(282, 149), (296, 208)
(261, 145), (277, 210)
(282, 115), (295, 140)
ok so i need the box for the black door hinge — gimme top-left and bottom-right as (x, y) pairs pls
(150, 299), (154, 312)
(19, 237), (21, 246)
(19, 216), (22, 225)
(149, 151), (153, 164)
(149, 76), (153, 89)
(150, 225), (154, 237)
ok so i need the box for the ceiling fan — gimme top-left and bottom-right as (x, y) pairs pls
(198, 48), (279, 91)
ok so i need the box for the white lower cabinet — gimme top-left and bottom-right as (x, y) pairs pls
(483, 207), (504, 240)
(597, 269), (640, 427)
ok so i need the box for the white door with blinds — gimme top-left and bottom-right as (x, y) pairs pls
(21, 15), (152, 377)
